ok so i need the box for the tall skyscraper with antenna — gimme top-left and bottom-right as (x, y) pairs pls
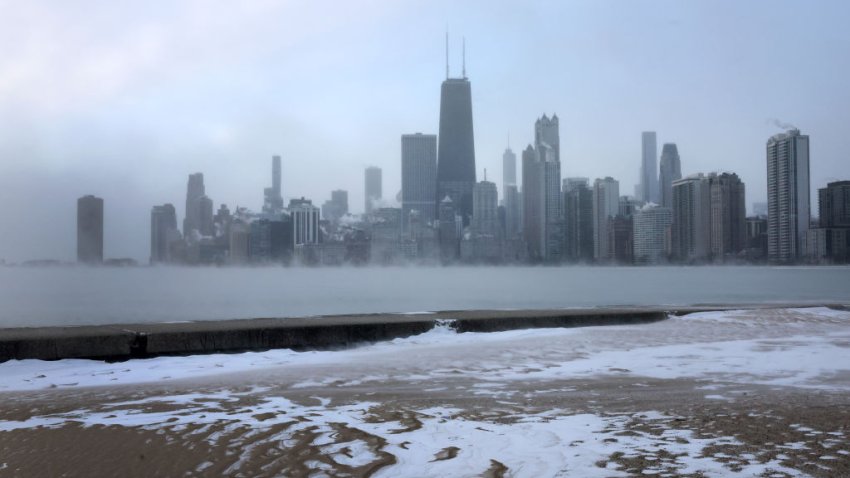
(437, 34), (476, 226)
(263, 155), (284, 215)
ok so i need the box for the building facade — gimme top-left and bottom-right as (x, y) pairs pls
(437, 73), (476, 226)
(563, 178), (594, 262)
(766, 129), (810, 263)
(709, 172), (747, 259)
(472, 180), (499, 237)
(502, 147), (521, 239)
(402, 133), (437, 232)
(592, 177), (619, 261)
(150, 203), (179, 264)
(263, 155), (284, 214)
(365, 166), (382, 214)
(671, 174), (711, 262)
(658, 143), (681, 209)
(522, 145), (544, 260)
(290, 198), (320, 245)
(806, 180), (850, 263)
(77, 195), (104, 264)
(322, 189), (349, 223)
(633, 204), (672, 264)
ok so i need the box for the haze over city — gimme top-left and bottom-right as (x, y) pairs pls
(1, 0), (849, 263)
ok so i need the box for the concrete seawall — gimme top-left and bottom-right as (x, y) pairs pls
(1, 304), (845, 362)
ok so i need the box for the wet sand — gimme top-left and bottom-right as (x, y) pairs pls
(1, 307), (849, 477)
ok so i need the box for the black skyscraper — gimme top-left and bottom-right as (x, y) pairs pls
(437, 38), (476, 226)
(77, 195), (103, 264)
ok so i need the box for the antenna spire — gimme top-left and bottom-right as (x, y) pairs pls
(462, 37), (466, 78)
(445, 30), (449, 79)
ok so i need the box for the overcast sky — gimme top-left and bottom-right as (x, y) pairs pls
(1, 0), (848, 263)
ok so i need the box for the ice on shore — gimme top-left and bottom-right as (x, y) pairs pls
(0, 307), (848, 393)
(0, 392), (808, 477)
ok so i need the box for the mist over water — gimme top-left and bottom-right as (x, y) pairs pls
(1, 266), (849, 328)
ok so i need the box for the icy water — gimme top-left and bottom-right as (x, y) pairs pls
(0, 265), (849, 327)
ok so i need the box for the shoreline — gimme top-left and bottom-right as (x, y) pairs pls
(1, 306), (849, 476)
(0, 302), (847, 362)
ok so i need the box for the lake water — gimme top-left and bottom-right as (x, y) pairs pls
(1, 266), (849, 328)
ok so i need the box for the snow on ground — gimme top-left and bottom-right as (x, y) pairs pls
(1, 307), (848, 476)
(0, 391), (807, 477)
(0, 307), (848, 393)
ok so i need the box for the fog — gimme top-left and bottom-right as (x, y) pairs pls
(1, 0), (850, 263)
(1, 266), (849, 327)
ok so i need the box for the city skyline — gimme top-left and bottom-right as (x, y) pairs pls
(1, 0), (849, 262)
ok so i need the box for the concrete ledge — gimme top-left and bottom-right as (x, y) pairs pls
(0, 304), (844, 362)
(0, 326), (136, 361)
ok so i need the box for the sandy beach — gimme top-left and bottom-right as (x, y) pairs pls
(1, 307), (849, 477)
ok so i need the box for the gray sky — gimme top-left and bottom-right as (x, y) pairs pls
(1, 0), (848, 263)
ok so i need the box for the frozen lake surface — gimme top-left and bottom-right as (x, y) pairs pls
(1, 265), (849, 327)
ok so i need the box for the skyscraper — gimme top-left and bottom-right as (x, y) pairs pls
(263, 155), (284, 215)
(77, 195), (103, 264)
(150, 203), (179, 264)
(709, 172), (747, 259)
(658, 143), (681, 209)
(401, 133), (437, 232)
(563, 178), (594, 262)
(640, 132), (659, 204)
(522, 145), (544, 259)
(766, 129), (810, 263)
(592, 177), (619, 261)
(806, 180), (850, 263)
(437, 40), (476, 226)
(671, 174), (711, 262)
(198, 195), (214, 236)
(472, 179), (498, 237)
(183, 173), (207, 236)
(536, 115), (562, 262)
(633, 204), (672, 264)
(502, 147), (516, 195)
(365, 166), (382, 214)
(502, 147), (521, 239)
(818, 181), (850, 228)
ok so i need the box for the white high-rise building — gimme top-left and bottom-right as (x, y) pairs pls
(766, 129), (810, 263)
(401, 133), (437, 232)
(593, 177), (619, 261)
(640, 132), (659, 204)
(633, 203), (672, 264)
(290, 199), (320, 245)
